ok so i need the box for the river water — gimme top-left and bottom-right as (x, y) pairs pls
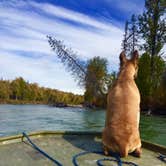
(0, 104), (165, 146)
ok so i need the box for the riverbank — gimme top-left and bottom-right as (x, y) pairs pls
(0, 100), (84, 109)
(0, 99), (46, 105)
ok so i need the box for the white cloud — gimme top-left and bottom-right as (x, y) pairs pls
(0, 0), (124, 94)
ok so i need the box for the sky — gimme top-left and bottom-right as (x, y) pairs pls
(0, 0), (145, 94)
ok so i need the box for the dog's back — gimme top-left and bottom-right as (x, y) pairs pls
(102, 51), (142, 157)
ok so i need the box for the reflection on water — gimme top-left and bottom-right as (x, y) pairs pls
(0, 104), (165, 146)
(140, 115), (166, 146)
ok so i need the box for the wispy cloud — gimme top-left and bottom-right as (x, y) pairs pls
(0, 0), (124, 94)
(104, 0), (144, 14)
(29, 1), (116, 31)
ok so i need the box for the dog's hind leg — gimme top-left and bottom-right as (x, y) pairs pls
(119, 146), (128, 158)
(133, 147), (142, 157)
(103, 145), (109, 156)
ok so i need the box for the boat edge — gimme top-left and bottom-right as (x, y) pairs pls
(0, 131), (165, 155)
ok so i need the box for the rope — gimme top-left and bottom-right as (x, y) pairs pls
(157, 154), (166, 163)
(72, 150), (138, 166)
(72, 150), (122, 166)
(22, 132), (138, 166)
(97, 158), (121, 166)
(22, 132), (63, 166)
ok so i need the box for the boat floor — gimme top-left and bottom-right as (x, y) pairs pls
(0, 133), (165, 166)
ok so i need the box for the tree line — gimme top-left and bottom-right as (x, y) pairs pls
(0, 77), (83, 105)
(48, 0), (166, 114)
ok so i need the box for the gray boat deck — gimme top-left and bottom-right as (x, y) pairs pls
(0, 131), (165, 166)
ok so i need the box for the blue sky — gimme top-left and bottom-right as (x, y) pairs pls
(0, 0), (145, 94)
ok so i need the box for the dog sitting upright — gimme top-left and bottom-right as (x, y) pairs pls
(102, 50), (141, 158)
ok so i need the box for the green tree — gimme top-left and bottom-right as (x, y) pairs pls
(136, 53), (165, 110)
(84, 56), (109, 107)
(129, 14), (139, 55)
(28, 83), (39, 101)
(0, 80), (10, 100)
(122, 14), (139, 57)
(136, 53), (151, 98)
(138, 0), (166, 89)
(14, 77), (29, 100)
(10, 78), (20, 100)
(122, 20), (130, 54)
(47, 36), (86, 84)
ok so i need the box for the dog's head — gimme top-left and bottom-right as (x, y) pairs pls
(119, 50), (139, 78)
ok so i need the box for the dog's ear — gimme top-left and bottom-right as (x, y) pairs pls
(131, 50), (139, 64)
(119, 51), (127, 66)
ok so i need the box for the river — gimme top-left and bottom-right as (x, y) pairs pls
(0, 104), (165, 146)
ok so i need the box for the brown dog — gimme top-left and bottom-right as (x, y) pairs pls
(102, 50), (141, 158)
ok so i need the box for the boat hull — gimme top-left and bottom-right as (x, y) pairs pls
(0, 131), (165, 166)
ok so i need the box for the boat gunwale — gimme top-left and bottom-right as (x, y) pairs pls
(0, 130), (166, 155)
(0, 131), (101, 143)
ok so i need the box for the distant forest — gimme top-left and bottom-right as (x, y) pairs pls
(0, 77), (84, 105)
